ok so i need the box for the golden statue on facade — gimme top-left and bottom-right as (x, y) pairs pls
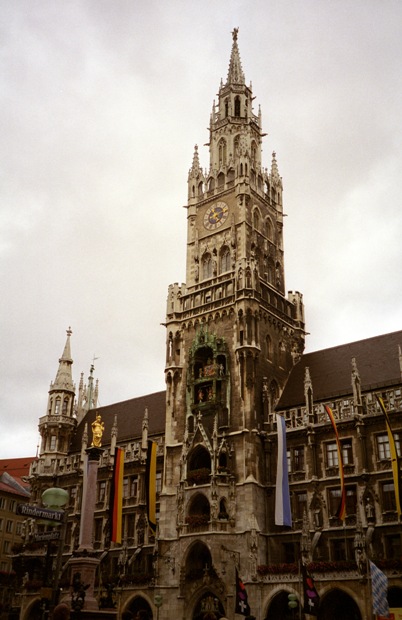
(91, 413), (104, 447)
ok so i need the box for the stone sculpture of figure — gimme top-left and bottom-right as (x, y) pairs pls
(91, 414), (104, 447)
(365, 497), (375, 522)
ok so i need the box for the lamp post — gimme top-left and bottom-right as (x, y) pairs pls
(154, 594), (163, 620)
(41, 487), (69, 614)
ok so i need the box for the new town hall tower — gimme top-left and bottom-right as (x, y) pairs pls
(158, 28), (305, 615)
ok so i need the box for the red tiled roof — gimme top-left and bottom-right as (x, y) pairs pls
(0, 457), (35, 477)
(278, 330), (402, 409)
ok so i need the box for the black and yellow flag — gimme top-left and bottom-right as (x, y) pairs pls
(145, 440), (157, 535)
(376, 395), (402, 516)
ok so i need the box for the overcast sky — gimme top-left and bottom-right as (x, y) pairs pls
(1, 1), (401, 459)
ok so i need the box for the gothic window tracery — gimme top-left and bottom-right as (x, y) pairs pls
(234, 135), (239, 156)
(265, 217), (274, 240)
(220, 246), (231, 273)
(218, 139), (227, 167)
(251, 141), (257, 168)
(266, 334), (273, 361)
(253, 209), (260, 231)
(234, 96), (241, 117)
(202, 253), (212, 280)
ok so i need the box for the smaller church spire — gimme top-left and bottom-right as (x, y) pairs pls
(270, 152), (281, 183)
(189, 144), (201, 175)
(52, 327), (74, 392)
(226, 27), (245, 86)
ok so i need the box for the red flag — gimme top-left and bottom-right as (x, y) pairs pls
(109, 447), (124, 543)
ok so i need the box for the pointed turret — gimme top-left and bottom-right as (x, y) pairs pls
(38, 329), (77, 462)
(226, 28), (245, 86)
(51, 327), (74, 393)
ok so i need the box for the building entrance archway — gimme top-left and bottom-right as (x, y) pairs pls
(265, 590), (301, 619)
(192, 591), (226, 620)
(318, 588), (361, 620)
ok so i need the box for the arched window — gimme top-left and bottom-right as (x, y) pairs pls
(253, 209), (260, 231)
(234, 96), (241, 117)
(217, 172), (225, 187)
(202, 253), (212, 280)
(220, 246), (231, 273)
(218, 139), (227, 167)
(251, 141), (257, 167)
(55, 398), (61, 415)
(62, 398), (68, 415)
(225, 99), (229, 117)
(234, 135), (240, 155)
(266, 335), (273, 361)
(265, 218), (273, 240)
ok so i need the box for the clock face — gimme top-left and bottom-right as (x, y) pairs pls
(203, 202), (229, 230)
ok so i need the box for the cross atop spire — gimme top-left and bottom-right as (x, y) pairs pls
(226, 27), (245, 86)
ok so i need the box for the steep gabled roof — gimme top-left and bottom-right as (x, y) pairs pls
(0, 457), (35, 478)
(70, 390), (166, 452)
(278, 330), (402, 409)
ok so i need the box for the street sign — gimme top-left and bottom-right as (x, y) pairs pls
(17, 503), (64, 522)
(33, 531), (61, 542)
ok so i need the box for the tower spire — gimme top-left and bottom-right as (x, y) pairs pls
(52, 327), (74, 392)
(226, 27), (245, 85)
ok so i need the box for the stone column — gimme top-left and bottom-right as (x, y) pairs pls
(68, 446), (103, 611)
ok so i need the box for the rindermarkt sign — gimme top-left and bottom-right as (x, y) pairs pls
(17, 503), (64, 522)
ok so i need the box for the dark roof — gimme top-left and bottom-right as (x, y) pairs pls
(278, 330), (402, 409)
(71, 390), (166, 451)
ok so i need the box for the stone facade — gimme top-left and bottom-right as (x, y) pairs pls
(13, 30), (402, 620)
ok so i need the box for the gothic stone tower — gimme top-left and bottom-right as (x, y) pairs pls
(158, 30), (305, 618)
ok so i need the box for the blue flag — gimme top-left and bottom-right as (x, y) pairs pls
(370, 561), (389, 617)
(275, 414), (292, 527)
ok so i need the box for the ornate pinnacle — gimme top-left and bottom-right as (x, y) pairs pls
(226, 27), (245, 85)
(270, 151), (282, 187)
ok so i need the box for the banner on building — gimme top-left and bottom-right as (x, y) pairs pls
(145, 440), (157, 536)
(301, 562), (320, 616)
(370, 560), (389, 618)
(109, 447), (124, 543)
(376, 395), (402, 516)
(275, 414), (292, 527)
(235, 569), (251, 616)
(324, 405), (346, 520)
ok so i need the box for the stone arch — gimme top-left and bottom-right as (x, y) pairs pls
(265, 216), (274, 240)
(318, 587), (362, 620)
(124, 593), (153, 620)
(188, 445), (211, 473)
(202, 252), (213, 280)
(21, 597), (42, 620)
(252, 207), (261, 231)
(190, 589), (227, 620)
(218, 139), (227, 167)
(220, 245), (231, 273)
(264, 588), (301, 620)
(186, 493), (211, 529)
(251, 140), (257, 168)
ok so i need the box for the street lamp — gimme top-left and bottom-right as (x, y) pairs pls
(41, 487), (69, 611)
(154, 594), (163, 620)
